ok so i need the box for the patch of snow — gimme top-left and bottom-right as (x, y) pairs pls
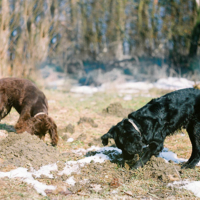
(59, 153), (109, 176)
(158, 148), (187, 164)
(0, 167), (56, 196)
(182, 181), (200, 197)
(69, 77), (197, 95)
(97, 146), (122, 153)
(58, 161), (80, 176)
(67, 138), (74, 142)
(65, 176), (76, 186)
(47, 79), (65, 87)
(79, 179), (89, 184)
(123, 95), (132, 101)
(111, 189), (118, 194)
(72, 146), (122, 157)
(31, 163), (58, 178)
(48, 100), (56, 104)
(117, 82), (154, 91)
(154, 77), (194, 90)
(70, 86), (100, 94)
(159, 148), (200, 166)
(168, 180), (200, 198)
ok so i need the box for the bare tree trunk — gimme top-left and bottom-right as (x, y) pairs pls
(0, 0), (10, 77)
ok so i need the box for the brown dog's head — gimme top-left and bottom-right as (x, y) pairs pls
(0, 89), (12, 120)
(15, 114), (58, 146)
(101, 119), (143, 160)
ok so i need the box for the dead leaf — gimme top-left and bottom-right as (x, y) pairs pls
(168, 174), (180, 181)
(123, 190), (133, 196)
(124, 162), (130, 170)
(110, 178), (120, 188)
(44, 189), (53, 195)
(77, 192), (90, 196)
(59, 189), (73, 196)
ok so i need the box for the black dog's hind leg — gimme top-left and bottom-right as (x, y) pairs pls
(131, 141), (164, 169)
(182, 120), (200, 169)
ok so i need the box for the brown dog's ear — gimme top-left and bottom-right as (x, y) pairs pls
(47, 116), (58, 146)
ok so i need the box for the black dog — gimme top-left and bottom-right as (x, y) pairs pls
(101, 88), (200, 169)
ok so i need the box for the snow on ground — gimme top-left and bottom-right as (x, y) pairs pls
(67, 137), (74, 142)
(158, 148), (188, 164)
(31, 163), (58, 178)
(154, 77), (194, 90)
(70, 77), (196, 95)
(0, 167), (56, 196)
(65, 176), (76, 186)
(70, 86), (100, 94)
(0, 146), (200, 197)
(168, 180), (200, 198)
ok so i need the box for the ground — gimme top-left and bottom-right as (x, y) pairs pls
(0, 88), (200, 200)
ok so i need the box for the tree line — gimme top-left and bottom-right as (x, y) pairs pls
(0, 0), (200, 78)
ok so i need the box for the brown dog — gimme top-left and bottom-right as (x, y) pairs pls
(0, 77), (58, 145)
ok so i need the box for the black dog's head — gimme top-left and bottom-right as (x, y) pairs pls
(101, 119), (143, 160)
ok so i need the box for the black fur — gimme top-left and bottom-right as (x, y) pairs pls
(101, 88), (200, 169)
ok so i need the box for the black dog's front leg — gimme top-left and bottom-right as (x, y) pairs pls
(131, 141), (163, 169)
(131, 146), (152, 169)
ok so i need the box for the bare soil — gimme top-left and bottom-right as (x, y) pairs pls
(102, 102), (134, 118)
(0, 132), (60, 170)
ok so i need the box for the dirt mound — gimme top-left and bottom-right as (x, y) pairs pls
(0, 132), (60, 170)
(102, 102), (134, 118)
(78, 117), (98, 128)
(65, 123), (75, 134)
(137, 156), (181, 182)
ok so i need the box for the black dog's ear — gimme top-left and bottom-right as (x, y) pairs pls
(101, 134), (109, 146)
(101, 126), (115, 146)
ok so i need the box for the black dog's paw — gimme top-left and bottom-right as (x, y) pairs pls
(101, 138), (108, 146)
(181, 163), (195, 169)
(101, 134), (108, 146)
(130, 161), (143, 169)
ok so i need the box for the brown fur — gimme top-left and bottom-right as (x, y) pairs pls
(0, 77), (58, 146)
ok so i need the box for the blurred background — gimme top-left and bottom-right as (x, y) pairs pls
(0, 0), (200, 88)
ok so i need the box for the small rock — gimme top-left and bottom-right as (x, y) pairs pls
(65, 124), (75, 134)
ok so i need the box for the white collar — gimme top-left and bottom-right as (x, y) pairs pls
(34, 112), (46, 118)
(128, 118), (141, 135)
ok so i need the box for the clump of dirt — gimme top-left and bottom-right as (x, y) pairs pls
(76, 133), (87, 141)
(0, 132), (60, 170)
(137, 156), (181, 182)
(78, 117), (98, 128)
(61, 134), (69, 141)
(102, 102), (134, 118)
(65, 123), (75, 134)
(88, 137), (102, 146)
